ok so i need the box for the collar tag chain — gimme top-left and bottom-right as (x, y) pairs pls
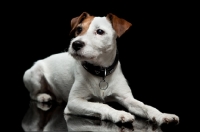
(99, 69), (108, 90)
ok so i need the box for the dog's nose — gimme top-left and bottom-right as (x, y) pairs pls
(72, 40), (85, 51)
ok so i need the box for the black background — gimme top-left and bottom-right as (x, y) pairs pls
(4, 1), (194, 131)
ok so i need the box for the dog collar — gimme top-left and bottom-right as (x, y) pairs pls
(82, 52), (118, 78)
(82, 52), (118, 90)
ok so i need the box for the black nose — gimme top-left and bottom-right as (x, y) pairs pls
(72, 40), (85, 51)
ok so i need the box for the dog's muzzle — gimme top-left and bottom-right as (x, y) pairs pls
(72, 40), (85, 51)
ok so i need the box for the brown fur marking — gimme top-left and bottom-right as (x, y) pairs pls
(106, 13), (132, 37)
(76, 16), (94, 36)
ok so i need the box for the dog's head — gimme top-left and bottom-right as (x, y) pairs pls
(68, 12), (132, 63)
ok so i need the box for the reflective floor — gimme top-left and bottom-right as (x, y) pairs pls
(21, 101), (180, 132)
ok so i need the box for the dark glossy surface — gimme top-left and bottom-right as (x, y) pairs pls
(21, 101), (180, 132)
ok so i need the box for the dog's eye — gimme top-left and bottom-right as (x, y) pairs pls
(76, 27), (82, 34)
(96, 29), (105, 35)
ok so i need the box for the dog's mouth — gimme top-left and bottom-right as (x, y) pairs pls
(72, 53), (85, 59)
(71, 53), (95, 61)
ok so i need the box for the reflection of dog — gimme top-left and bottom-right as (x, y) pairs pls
(65, 114), (163, 132)
(23, 12), (179, 126)
(22, 101), (163, 132)
(22, 101), (67, 131)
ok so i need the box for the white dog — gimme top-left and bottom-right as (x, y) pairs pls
(23, 12), (179, 126)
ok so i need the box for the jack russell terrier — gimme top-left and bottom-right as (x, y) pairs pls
(23, 12), (179, 126)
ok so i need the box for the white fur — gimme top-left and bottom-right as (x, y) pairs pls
(23, 16), (179, 126)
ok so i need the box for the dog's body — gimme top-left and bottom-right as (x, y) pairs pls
(23, 12), (179, 126)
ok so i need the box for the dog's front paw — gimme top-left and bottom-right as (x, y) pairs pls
(36, 102), (52, 111)
(37, 93), (52, 102)
(152, 113), (179, 126)
(111, 111), (135, 123)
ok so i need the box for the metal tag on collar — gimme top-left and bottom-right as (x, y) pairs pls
(99, 69), (108, 90)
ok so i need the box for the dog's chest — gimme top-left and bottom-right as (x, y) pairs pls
(88, 77), (113, 101)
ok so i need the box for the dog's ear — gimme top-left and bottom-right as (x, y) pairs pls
(69, 12), (90, 36)
(106, 13), (132, 37)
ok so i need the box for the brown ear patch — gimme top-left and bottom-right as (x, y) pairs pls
(76, 16), (94, 36)
(70, 12), (94, 36)
(106, 13), (132, 37)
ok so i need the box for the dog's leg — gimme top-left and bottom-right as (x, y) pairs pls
(114, 91), (179, 126)
(65, 99), (135, 123)
(23, 61), (52, 103)
(64, 87), (135, 123)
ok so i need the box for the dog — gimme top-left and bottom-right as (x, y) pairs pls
(23, 12), (179, 126)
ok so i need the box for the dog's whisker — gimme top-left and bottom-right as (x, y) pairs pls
(64, 48), (68, 52)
